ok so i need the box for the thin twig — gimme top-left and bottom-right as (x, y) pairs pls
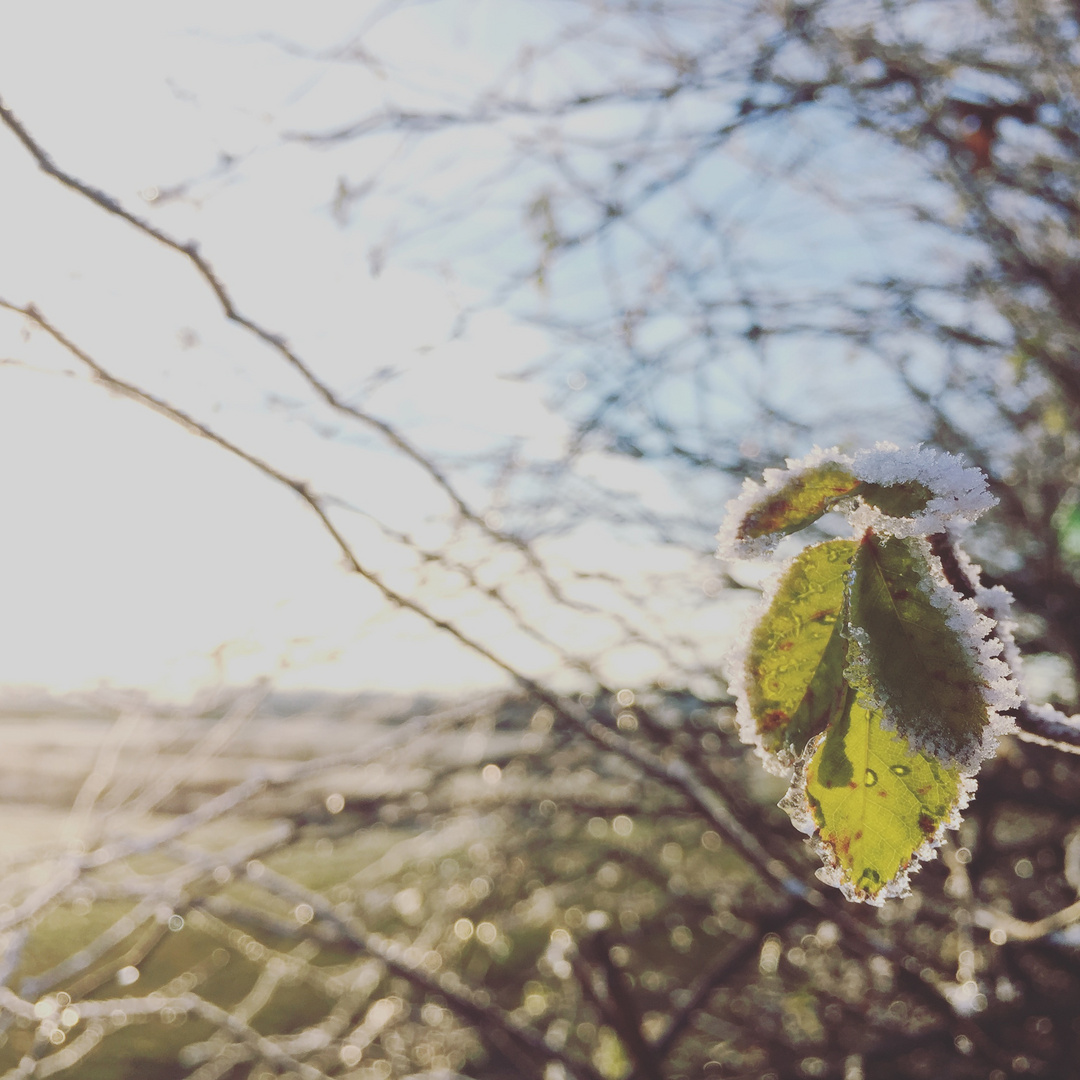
(230, 866), (607, 1080)
(0, 94), (631, 622)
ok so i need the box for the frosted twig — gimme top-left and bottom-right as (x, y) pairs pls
(124, 683), (269, 817)
(928, 533), (1080, 753)
(0, 988), (335, 1079)
(238, 865), (607, 1080)
(973, 897), (1080, 943)
(18, 822), (295, 1000)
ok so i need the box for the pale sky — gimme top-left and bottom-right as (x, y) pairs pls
(0, 1), (738, 698)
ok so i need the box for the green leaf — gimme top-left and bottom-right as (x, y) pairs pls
(732, 464), (935, 550)
(847, 534), (989, 761)
(789, 692), (964, 904)
(735, 462), (861, 543)
(744, 540), (857, 763)
(857, 480), (934, 519)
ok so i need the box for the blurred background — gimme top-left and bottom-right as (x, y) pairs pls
(0, 1), (1078, 1077)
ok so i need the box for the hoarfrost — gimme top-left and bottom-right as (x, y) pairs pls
(966, 571), (1080, 743)
(780, 734), (980, 906)
(716, 443), (996, 562)
(716, 446), (856, 560)
(848, 443), (996, 538)
(843, 535), (1018, 774)
(724, 552), (806, 777)
(1023, 701), (1080, 738)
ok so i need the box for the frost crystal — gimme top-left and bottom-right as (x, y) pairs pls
(848, 442), (996, 537)
(725, 553), (806, 776)
(715, 446), (857, 560)
(1024, 701), (1080, 737)
(780, 737), (980, 907)
(715, 443), (996, 561)
(844, 535), (1018, 773)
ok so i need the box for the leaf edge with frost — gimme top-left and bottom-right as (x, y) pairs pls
(738, 539), (857, 771)
(780, 691), (975, 905)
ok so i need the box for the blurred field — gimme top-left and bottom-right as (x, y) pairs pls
(0, 691), (769, 1079)
(2, 693), (1077, 1079)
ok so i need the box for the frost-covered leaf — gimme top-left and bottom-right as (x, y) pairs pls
(734, 461), (861, 544)
(783, 693), (965, 905)
(718, 444), (995, 560)
(857, 480), (933, 519)
(846, 534), (992, 763)
(742, 540), (857, 766)
(846, 444), (996, 538)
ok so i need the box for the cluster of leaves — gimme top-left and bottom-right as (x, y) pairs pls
(720, 445), (1021, 904)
